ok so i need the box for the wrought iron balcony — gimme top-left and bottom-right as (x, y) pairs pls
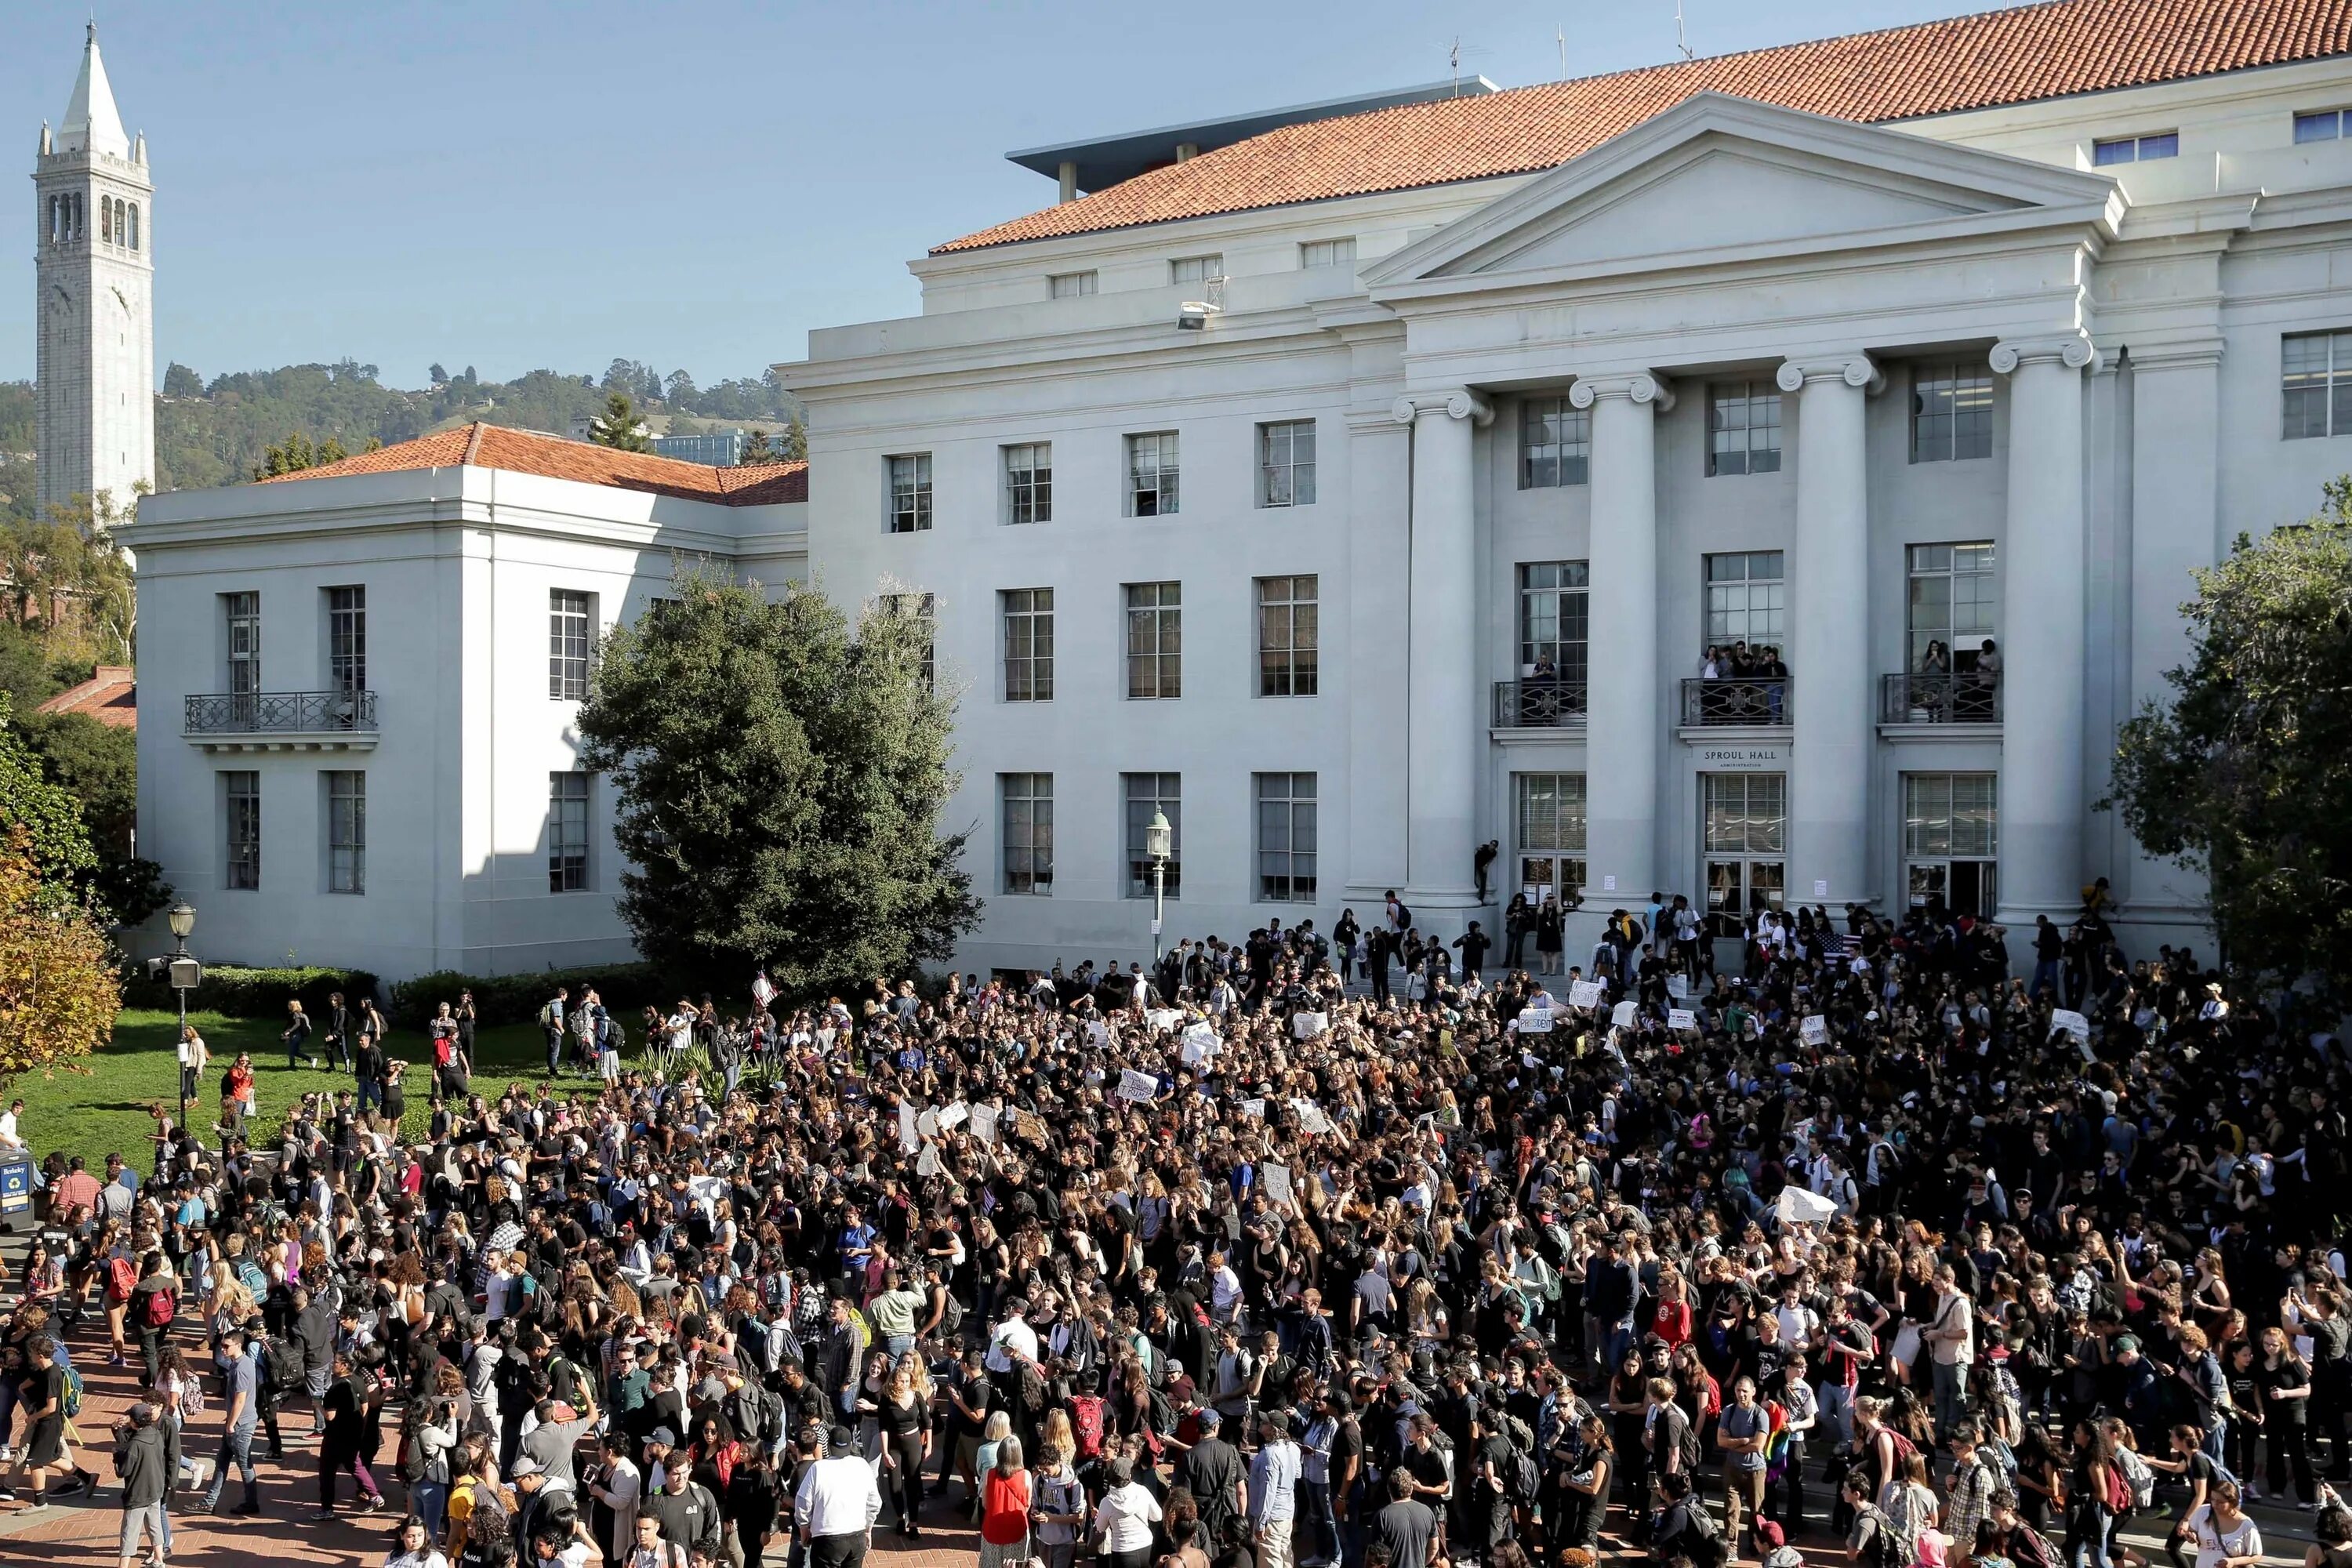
(183, 689), (378, 748)
(1679, 677), (1791, 727)
(1493, 678), (1588, 728)
(1880, 670), (2002, 724)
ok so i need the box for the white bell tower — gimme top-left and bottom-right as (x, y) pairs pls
(33, 22), (154, 514)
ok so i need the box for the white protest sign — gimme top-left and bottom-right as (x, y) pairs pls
(1611, 1000), (1637, 1028)
(1118, 1068), (1161, 1102)
(1290, 1098), (1335, 1136)
(937, 1102), (968, 1131)
(1777, 1185), (1838, 1225)
(1086, 1020), (1110, 1048)
(969, 1104), (1000, 1145)
(1668, 1008), (1699, 1032)
(1666, 972), (1690, 1000)
(1261, 1162), (1294, 1209)
(916, 1145), (941, 1177)
(1147, 1008), (1184, 1033)
(1569, 981), (1604, 1010)
(1292, 1011), (1328, 1040)
(898, 1102), (920, 1152)
(2050, 1009), (2090, 1041)
(1799, 1014), (1828, 1047)
(1240, 1098), (1266, 1119)
(1518, 1006), (1554, 1036)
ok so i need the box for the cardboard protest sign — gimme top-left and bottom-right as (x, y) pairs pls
(1261, 1162), (1294, 1208)
(1611, 1000), (1637, 1028)
(1800, 1014), (1827, 1046)
(1568, 981), (1604, 1010)
(1240, 1098), (1266, 1119)
(969, 1105), (999, 1144)
(1118, 1068), (1161, 1102)
(898, 1102), (920, 1152)
(1293, 1011), (1328, 1040)
(1517, 1006), (1553, 1035)
(1668, 1008), (1698, 1032)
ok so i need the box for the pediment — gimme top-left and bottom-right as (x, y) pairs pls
(1363, 93), (2122, 289)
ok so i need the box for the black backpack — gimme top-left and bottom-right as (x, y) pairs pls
(260, 1336), (307, 1399)
(1504, 1444), (1541, 1504)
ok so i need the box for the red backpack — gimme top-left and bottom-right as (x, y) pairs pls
(106, 1257), (136, 1302)
(143, 1288), (176, 1329)
(1070, 1394), (1106, 1461)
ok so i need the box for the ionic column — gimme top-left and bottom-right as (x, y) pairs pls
(1777, 354), (1882, 908)
(1392, 389), (1490, 909)
(1572, 372), (1671, 904)
(1991, 333), (2096, 925)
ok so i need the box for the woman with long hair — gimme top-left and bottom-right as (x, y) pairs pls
(877, 1356), (932, 1536)
(2065, 1417), (2122, 1568)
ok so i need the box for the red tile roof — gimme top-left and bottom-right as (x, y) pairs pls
(256, 423), (808, 506)
(935, 0), (2352, 252)
(35, 664), (135, 729)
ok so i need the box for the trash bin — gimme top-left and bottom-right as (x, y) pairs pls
(0, 1151), (31, 1231)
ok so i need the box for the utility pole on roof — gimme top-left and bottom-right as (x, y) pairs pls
(1675, 0), (1695, 60)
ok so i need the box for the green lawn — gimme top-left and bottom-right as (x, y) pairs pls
(22, 1008), (569, 1167)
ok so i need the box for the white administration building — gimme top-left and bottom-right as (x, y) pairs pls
(128, 0), (2352, 978)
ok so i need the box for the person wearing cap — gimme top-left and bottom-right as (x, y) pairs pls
(510, 1455), (581, 1559)
(1174, 1407), (1248, 1568)
(112, 1400), (169, 1568)
(794, 1424), (882, 1568)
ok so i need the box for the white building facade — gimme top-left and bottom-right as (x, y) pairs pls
(779, 20), (2352, 975)
(34, 24), (154, 514)
(123, 431), (806, 980)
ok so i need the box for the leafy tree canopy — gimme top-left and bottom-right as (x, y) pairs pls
(2110, 477), (2352, 989)
(588, 392), (654, 452)
(575, 568), (979, 994)
(0, 824), (120, 1085)
(0, 692), (98, 911)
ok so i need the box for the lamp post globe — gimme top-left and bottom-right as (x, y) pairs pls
(167, 902), (195, 943)
(1146, 811), (1171, 964)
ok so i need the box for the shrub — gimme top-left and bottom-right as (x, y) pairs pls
(121, 963), (379, 1022)
(386, 961), (671, 1029)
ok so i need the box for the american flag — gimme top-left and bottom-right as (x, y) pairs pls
(1824, 931), (1859, 960)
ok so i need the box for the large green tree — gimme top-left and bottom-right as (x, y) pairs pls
(2109, 478), (2352, 985)
(588, 392), (654, 452)
(575, 571), (978, 993)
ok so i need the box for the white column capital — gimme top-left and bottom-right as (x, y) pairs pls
(1568, 372), (1675, 413)
(1389, 390), (1494, 426)
(1991, 333), (2099, 376)
(1775, 354), (1883, 396)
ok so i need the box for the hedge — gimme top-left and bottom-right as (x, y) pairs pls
(121, 964), (381, 1022)
(386, 961), (673, 1029)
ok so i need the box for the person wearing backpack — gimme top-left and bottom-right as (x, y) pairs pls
(2063, 1419), (2125, 1568)
(129, 1251), (178, 1389)
(0, 1334), (96, 1505)
(1842, 1472), (1913, 1568)
(1718, 1376), (1772, 1558)
(450, 1441), (521, 1568)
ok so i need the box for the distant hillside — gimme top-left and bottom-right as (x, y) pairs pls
(0, 359), (803, 522)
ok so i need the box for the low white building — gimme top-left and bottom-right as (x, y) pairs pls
(129, 0), (2352, 980)
(775, 0), (2352, 973)
(124, 426), (805, 979)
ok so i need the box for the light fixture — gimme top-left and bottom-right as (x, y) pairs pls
(166, 902), (196, 942)
(1145, 810), (1172, 861)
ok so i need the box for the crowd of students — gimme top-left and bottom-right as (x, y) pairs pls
(0, 893), (2345, 1568)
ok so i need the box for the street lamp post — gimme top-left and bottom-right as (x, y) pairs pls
(1145, 810), (1172, 965)
(165, 902), (199, 1127)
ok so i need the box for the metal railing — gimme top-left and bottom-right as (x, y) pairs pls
(1493, 678), (1588, 728)
(183, 689), (379, 735)
(1679, 677), (1791, 726)
(1879, 670), (2002, 724)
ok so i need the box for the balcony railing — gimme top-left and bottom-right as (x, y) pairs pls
(1880, 670), (2002, 724)
(1679, 677), (1791, 727)
(1494, 678), (1588, 728)
(184, 689), (379, 735)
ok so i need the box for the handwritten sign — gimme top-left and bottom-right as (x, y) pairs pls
(1118, 1068), (1161, 1102)
(1290, 1098), (1334, 1136)
(1181, 1022), (1218, 1064)
(898, 1102), (920, 1152)
(1569, 981), (1604, 1010)
(1611, 1000), (1636, 1028)
(937, 1102), (968, 1131)
(1668, 1008), (1698, 1033)
(1666, 973), (1690, 1000)
(1240, 1098), (1266, 1119)
(1292, 1011), (1328, 1040)
(1518, 1006), (1553, 1035)
(1261, 1161), (1294, 1208)
(969, 1105), (1000, 1145)
(1146, 1008), (1183, 1033)
(1799, 1014), (1827, 1047)
(2050, 1009), (2090, 1041)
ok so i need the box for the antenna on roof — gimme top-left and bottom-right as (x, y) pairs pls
(1673, 0), (1694, 60)
(1557, 24), (1567, 80)
(1450, 36), (1461, 95)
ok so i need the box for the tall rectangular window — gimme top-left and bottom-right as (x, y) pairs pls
(881, 592), (936, 689)
(1911, 362), (1994, 463)
(1004, 442), (1052, 524)
(223, 591), (261, 696)
(1048, 270), (1098, 298)
(1299, 238), (1356, 269)
(326, 586), (366, 694)
(1701, 771), (1788, 935)
(2092, 131), (2177, 165)
(1258, 420), (1316, 507)
(1123, 772), (1181, 899)
(1256, 575), (1319, 697)
(1001, 773), (1053, 895)
(1125, 582), (1181, 699)
(1515, 561), (1590, 681)
(886, 453), (933, 533)
(549, 590), (591, 699)
(1906, 543), (1999, 669)
(1171, 254), (1223, 285)
(1255, 773), (1318, 902)
(1002, 588), (1054, 702)
(548, 771), (590, 892)
(1127, 432), (1178, 517)
(1707, 382), (1783, 476)
(1704, 551), (1786, 644)
(2282, 329), (2352, 439)
(1903, 772), (1999, 918)
(224, 771), (260, 891)
(325, 771), (365, 895)
(1519, 398), (1591, 488)
(1513, 772), (1587, 907)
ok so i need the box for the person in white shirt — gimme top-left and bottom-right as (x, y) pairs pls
(2184, 1484), (2261, 1568)
(796, 1425), (884, 1568)
(1209, 1253), (1243, 1323)
(177, 1027), (209, 1109)
(383, 1514), (452, 1568)
(0, 1098), (24, 1152)
(1093, 1456), (1163, 1564)
(985, 1304), (1039, 1377)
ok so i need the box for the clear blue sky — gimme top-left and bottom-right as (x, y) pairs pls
(5, 0), (1969, 390)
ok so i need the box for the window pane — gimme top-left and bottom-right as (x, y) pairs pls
(2297, 111), (2343, 143)
(1126, 772), (1182, 898)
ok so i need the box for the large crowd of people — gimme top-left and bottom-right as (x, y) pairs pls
(1, 891), (2345, 1568)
